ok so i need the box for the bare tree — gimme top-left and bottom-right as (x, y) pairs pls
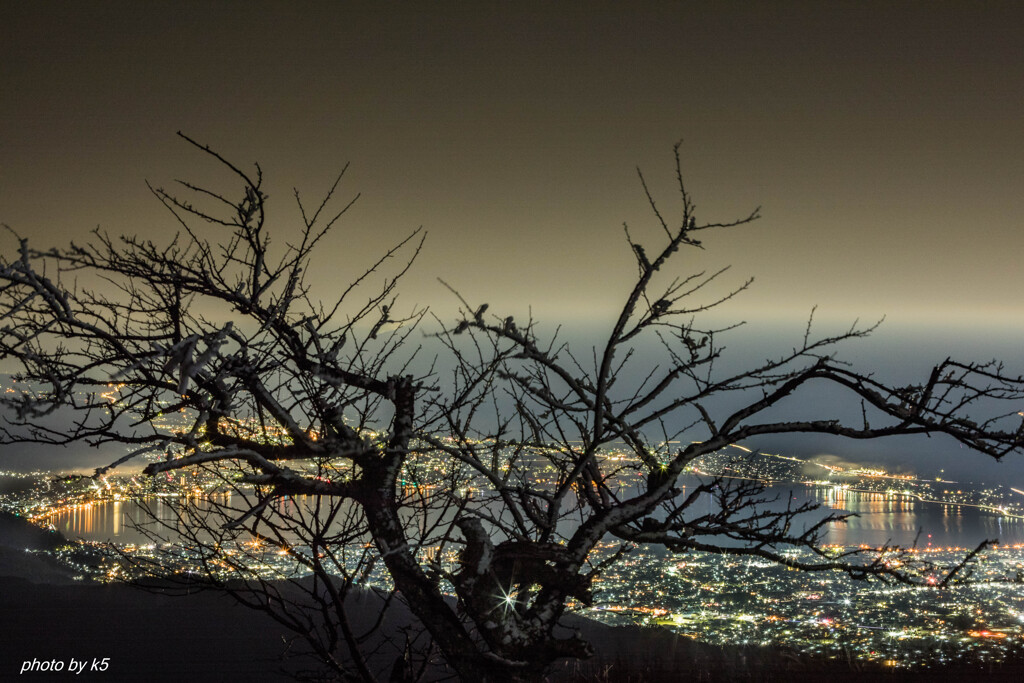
(2, 135), (1023, 681)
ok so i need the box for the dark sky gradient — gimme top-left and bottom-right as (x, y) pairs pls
(2, 3), (1023, 479)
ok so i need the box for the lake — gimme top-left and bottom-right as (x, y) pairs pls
(42, 482), (1024, 550)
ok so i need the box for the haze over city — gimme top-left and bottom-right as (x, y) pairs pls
(3, 3), (1023, 318)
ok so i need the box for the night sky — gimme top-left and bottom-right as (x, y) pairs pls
(2, 2), (1023, 479)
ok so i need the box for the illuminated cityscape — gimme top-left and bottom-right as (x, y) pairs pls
(6, 433), (1024, 673)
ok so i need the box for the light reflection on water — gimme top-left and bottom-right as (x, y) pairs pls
(46, 485), (1024, 550)
(49, 494), (357, 546)
(52, 500), (126, 540)
(808, 485), (1024, 548)
(50, 496), (225, 545)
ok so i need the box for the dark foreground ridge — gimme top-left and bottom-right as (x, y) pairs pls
(1, 512), (1024, 682)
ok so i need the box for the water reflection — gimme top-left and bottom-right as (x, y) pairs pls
(809, 486), (1024, 548)
(50, 496), (230, 545)
(46, 484), (1024, 550)
(53, 501), (128, 541)
(48, 493), (361, 546)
